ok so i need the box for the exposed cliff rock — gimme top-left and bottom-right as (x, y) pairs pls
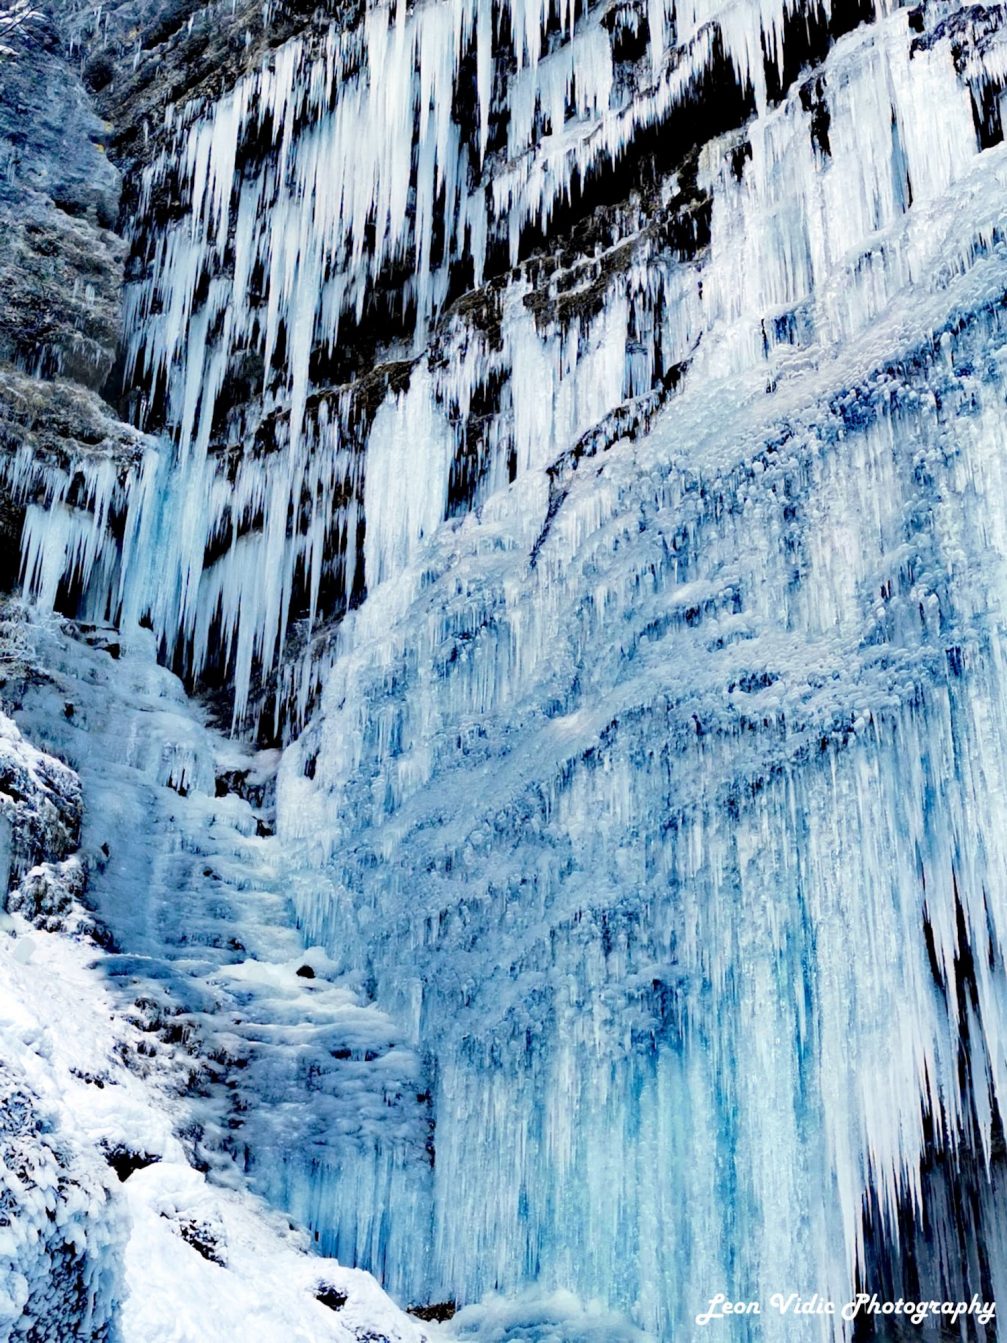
(0, 4), (121, 382)
(72, 0), (343, 175)
(0, 0), (149, 615)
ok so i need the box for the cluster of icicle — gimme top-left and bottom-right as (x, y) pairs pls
(14, 0), (976, 728)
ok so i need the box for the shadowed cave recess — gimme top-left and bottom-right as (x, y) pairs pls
(5, 0), (1007, 1335)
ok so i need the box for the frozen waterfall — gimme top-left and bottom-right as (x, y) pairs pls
(10, 0), (1007, 1336)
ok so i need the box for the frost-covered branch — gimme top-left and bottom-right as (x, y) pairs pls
(0, 601), (31, 684)
(0, 0), (41, 56)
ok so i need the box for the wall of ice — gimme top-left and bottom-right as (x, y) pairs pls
(267, 5), (1007, 1335)
(20, 0), (988, 733)
(275, 295), (1007, 1338)
(13, 0), (1007, 1336)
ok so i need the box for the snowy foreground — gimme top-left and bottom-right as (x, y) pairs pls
(0, 898), (429, 1343)
(0, 618), (640, 1342)
(0, 896), (628, 1343)
(0, 638), (435, 1343)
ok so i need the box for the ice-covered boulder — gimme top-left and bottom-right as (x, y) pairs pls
(0, 1063), (124, 1343)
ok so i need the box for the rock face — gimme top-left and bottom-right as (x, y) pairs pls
(0, 6), (121, 386)
(0, 1), (144, 610)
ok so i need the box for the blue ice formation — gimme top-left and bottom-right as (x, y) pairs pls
(11, 0), (1007, 1336)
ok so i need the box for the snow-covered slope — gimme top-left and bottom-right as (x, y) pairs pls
(0, 617), (437, 1342)
(0, 896), (433, 1343)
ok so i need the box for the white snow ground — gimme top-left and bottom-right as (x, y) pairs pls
(0, 911), (432, 1343)
(0, 612), (438, 1343)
